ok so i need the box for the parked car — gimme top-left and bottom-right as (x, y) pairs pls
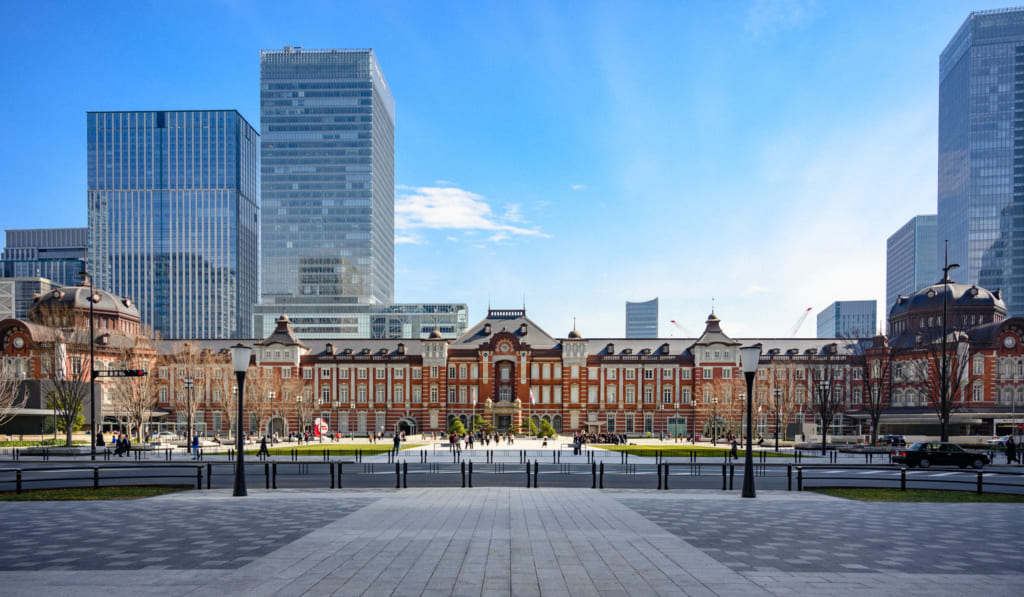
(877, 434), (906, 446)
(893, 441), (989, 469)
(985, 435), (1012, 447)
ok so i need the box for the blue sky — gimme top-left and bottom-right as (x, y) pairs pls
(0, 0), (1016, 339)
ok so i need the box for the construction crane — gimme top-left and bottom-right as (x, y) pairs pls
(791, 307), (812, 336)
(670, 320), (693, 337)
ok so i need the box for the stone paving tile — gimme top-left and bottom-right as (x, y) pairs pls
(614, 490), (1024, 575)
(0, 488), (1021, 596)
(0, 491), (375, 571)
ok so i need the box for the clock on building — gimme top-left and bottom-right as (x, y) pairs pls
(1004, 335), (1017, 349)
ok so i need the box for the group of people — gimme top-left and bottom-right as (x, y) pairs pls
(445, 431), (516, 451)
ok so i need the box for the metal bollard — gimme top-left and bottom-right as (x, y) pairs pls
(461, 461), (466, 488)
(900, 468), (906, 491)
(977, 471), (983, 495)
(729, 464), (734, 490)
(526, 461), (531, 487)
(265, 462), (270, 489)
(663, 463), (669, 490)
(657, 463), (663, 490)
(534, 460), (539, 488)
(15, 469), (22, 494)
(397, 461), (402, 489)
(787, 464), (792, 491)
(94, 467), (100, 490)
(599, 461), (605, 489)
(468, 461), (473, 488)
(722, 464), (727, 490)
(797, 467), (803, 491)
(272, 462), (277, 489)
(207, 463), (213, 489)
(330, 462), (335, 489)
(403, 461), (408, 488)
(196, 466), (203, 490)
(592, 461), (597, 489)
(338, 462), (343, 489)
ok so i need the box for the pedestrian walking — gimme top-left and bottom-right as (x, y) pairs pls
(257, 436), (270, 459)
(730, 439), (738, 460)
(1006, 436), (1017, 464)
(192, 435), (200, 459)
(392, 433), (401, 455)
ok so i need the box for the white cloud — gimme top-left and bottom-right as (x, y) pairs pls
(395, 185), (549, 240)
(395, 235), (423, 245)
(571, 184), (586, 191)
(745, 0), (819, 38)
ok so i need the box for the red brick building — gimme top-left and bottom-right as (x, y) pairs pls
(4, 278), (1024, 442)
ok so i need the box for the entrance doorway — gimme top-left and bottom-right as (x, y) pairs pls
(397, 418), (417, 436)
(496, 415), (511, 431)
(269, 416), (286, 437)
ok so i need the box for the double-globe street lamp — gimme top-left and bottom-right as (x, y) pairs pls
(231, 344), (252, 497)
(79, 271), (101, 461)
(773, 387), (782, 452)
(740, 344), (762, 499)
(182, 377), (193, 452)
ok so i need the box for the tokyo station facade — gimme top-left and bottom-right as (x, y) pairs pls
(4, 277), (1024, 441)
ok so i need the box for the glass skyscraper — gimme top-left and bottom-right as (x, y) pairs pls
(625, 298), (658, 338)
(816, 300), (877, 338)
(1, 228), (87, 287)
(938, 8), (1024, 316)
(886, 215), (938, 314)
(87, 110), (259, 339)
(259, 47), (395, 332)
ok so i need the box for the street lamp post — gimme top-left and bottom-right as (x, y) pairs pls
(940, 244), (959, 443)
(183, 377), (193, 453)
(818, 379), (831, 455)
(741, 344), (762, 498)
(711, 397), (718, 445)
(79, 271), (101, 461)
(773, 387), (782, 452)
(231, 344), (251, 497)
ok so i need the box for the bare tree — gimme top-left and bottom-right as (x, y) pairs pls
(34, 304), (92, 446)
(701, 378), (742, 441)
(244, 366), (274, 437)
(210, 361), (237, 440)
(283, 374), (309, 435)
(761, 366), (801, 449)
(849, 336), (893, 446)
(108, 326), (161, 443)
(170, 342), (204, 440)
(0, 360), (27, 428)
(809, 362), (843, 455)
(905, 330), (971, 442)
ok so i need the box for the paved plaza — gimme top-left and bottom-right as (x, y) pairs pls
(0, 487), (1022, 596)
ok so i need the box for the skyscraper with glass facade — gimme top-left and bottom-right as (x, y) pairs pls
(259, 47), (395, 335)
(938, 8), (1024, 317)
(886, 215), (938, 314)
(625, 298), (658, 338)
(816, 300), (877, 338)
(1, 228), (87, 286)
(87, 110), (259, 339)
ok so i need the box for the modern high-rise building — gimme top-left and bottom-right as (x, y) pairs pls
(1, 228), (87, 287)
(258, 47), (395, 337)
(938, 8), (1024, 317)
(625, 298), (658, 338)
(886, 215), (938, 314)
(253, 302), (469, 339)
(87, 110), (259, 339)
(816, 300), (877, 338)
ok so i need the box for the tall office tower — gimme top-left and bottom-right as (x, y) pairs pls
(816, 300), (877, 338)
(625, 298), (658, 338)
(939, 8), (1024, 316)
(87, 110), (259, 339)
(1, 228), (87, 286)
(258, 47), (395, 337)
(886, 215), (938, 313)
